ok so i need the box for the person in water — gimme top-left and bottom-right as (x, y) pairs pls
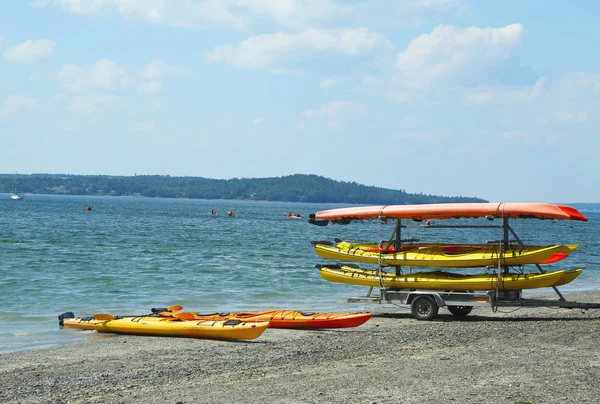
(228, 211), (235, 216)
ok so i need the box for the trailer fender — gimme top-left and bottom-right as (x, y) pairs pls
(406, 293), (446, 307)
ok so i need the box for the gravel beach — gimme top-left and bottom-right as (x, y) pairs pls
(2, 291), (600, 404)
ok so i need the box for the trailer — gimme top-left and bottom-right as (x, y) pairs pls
(348, 288), (600, 320)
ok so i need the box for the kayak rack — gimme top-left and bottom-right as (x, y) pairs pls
(342, 216), (600, 320)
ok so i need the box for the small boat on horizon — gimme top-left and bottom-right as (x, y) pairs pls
(10, 172), (24, 200)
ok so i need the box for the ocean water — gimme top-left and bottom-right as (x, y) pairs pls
(1, 195), (599, 353)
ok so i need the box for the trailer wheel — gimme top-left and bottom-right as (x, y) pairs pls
(411, 295), (438, 321)
(447, 305), (473, 317)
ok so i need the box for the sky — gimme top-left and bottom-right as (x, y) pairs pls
(1, 1), (599, 203)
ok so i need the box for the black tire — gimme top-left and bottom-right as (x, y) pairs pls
(410, 295), (439, 321)
(447, 305), (473, 317)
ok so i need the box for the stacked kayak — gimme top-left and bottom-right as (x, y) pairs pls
(313, 241), (577, 268)
(318, 264), (583, 291)
(58, 312), (269, 340)
(154, 309), (372, 329)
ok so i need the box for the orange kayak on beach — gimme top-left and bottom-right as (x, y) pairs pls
(154, 309), (372, 329)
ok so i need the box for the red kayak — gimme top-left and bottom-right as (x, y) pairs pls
(155, 309), (372, 329)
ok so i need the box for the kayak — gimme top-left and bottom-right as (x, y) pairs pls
(319, 240), (577, 265)
(318, 264), (571, 291)
(58, 312), (269, 340)
(553, 268), (583, 286)
(329, 240), (578, 254)
(310, 202), (588, 223)
(154, 309), (372, 329)
(313, 242), (575, 268)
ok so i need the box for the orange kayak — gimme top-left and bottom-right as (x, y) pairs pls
(154, 309), (372, 329)
(311, 202), (588, 222)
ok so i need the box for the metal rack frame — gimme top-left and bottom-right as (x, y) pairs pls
(345, 216), (600, 320)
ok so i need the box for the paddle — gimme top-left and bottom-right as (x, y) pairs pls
(150, 305), (183, 313)
(94, 305), (184, 321)
(310, 240), (333, 246)
(94, 313), (116, 320)
(173, 312), (195, 320)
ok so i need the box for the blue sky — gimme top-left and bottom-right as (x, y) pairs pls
(1, 1), (598, 203)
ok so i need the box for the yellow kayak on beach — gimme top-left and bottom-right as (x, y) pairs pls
(313, 242), (576, 268)
(318, 264), (576, 291)
(59, 312), (269, 340)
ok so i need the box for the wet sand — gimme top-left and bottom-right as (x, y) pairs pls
(2, 291), (600, 403)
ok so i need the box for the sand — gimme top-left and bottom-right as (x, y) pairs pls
(2, 291), (600, 403)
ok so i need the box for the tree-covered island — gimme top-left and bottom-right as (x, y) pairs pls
(1, 173), (486, 204)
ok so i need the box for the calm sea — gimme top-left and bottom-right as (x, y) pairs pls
(1, 195), (599, 353)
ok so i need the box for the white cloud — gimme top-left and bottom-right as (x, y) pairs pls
(1, 95), (38, 118)
(131, 120), (156, 132)
(57, 59), (192, 94)
(320, 79), (335, 88)
(138, 59), (193, 94)
(58, 59), (134, 92)
(556, 111), (588, 124)
(57, 59), (193, 94)
(394, 128), (454, 141)
(415, 0), (467, 13)
(139, 80), (163, 94)
(32, 0), (467, 31)
(555, 73), (600, 97)
(503, 131), (528, 139)
(31, 0), (107, 16)
(4, 39), (55, 63)
(140, 58), (192, 80)
(463, 91), (494, 105)
(301, 100), (363, 130)
(395, 23), (526, 89)
(52, 93), (69, 102)
(546, 73), (600, 125)
(66, 94), (127, 115)
(302, 100), (360, 120)
(32, 0), (251, 29)
(206, 28), (388, 70)
(462, 77), (545, 105)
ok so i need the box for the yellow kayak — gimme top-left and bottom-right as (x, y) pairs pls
(318, 265), (572, 291)
(553, 268), (583, 286)
(329, 241), (578, 265)
(313, 242), (576, 268)
(59, 313), (269, 340)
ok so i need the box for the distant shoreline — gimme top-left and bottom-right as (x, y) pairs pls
(5, 193), (598, 209)
(0, 173), (487, 205)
